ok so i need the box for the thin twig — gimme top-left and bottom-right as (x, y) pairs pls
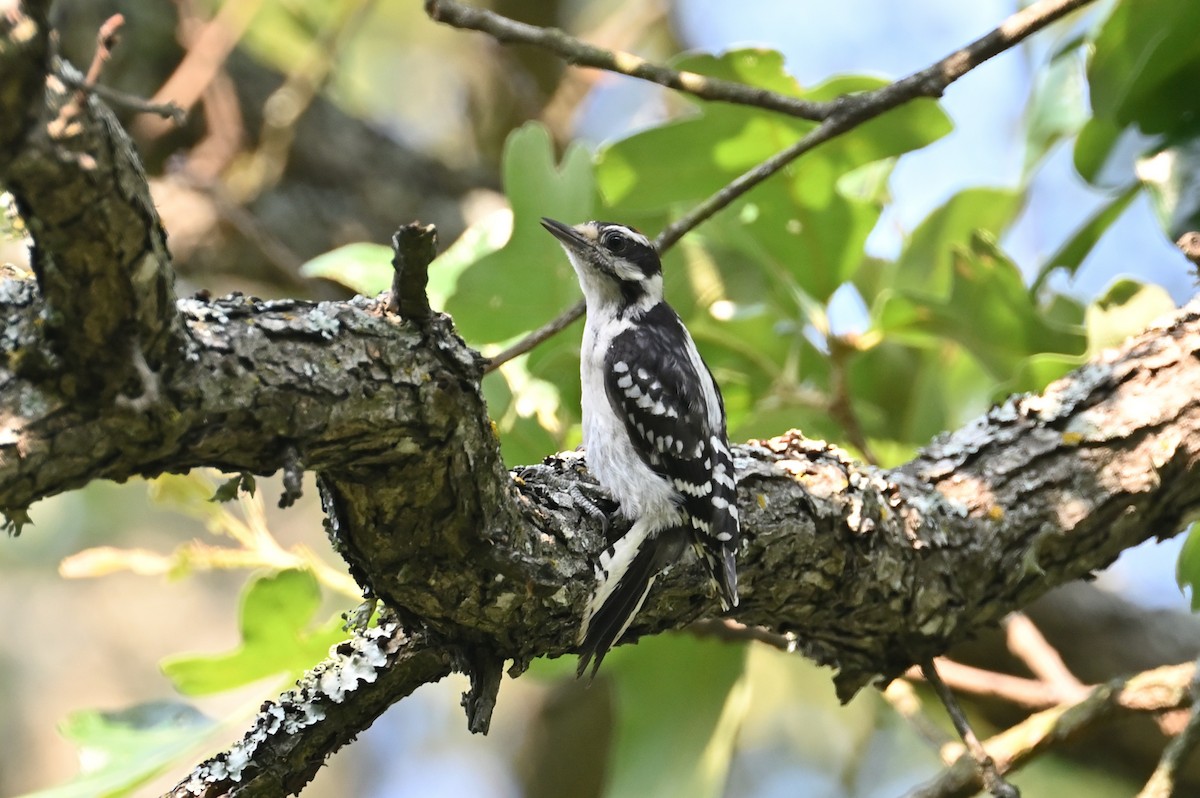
(883, 678), (959, 752)
(59, 76), (187, 124)
(1137, 659), (1200, 798)
(482, 300), (584, 374)
(538, 0), (668, 140)
(473, 0), (1097, 371)
(60, 15), (181, 126)
(1003, 612), (1089, 703)
(425, 0), (829, 121)
(921, 659), (1019, 798)
(85, 14), (124, 86)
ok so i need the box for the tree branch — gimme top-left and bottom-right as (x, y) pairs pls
(166, 615), (453, 797)
(424, 0), (830, 121)
(0, 6), (187, 402)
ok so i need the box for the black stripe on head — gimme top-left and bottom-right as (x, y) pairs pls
(595, 222), (660, 279)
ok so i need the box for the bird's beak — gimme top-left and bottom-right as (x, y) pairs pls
(541, 217), (593, 252)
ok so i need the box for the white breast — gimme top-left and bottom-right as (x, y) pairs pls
(580, 310), (680, 527)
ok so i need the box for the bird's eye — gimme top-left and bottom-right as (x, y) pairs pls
(602, 232), (630, 255)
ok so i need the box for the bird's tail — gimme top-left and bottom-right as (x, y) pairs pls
(577, 523), (687, 679)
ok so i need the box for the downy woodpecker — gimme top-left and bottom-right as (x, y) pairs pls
(542, 218), (740, 677)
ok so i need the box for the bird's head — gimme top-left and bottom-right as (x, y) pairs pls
(541, 218), (663, 310)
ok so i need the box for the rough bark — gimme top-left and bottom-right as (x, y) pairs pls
(4, 2), (1200, 795)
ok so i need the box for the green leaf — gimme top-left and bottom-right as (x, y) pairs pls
(1072, 116), (1137, 188)
(483, 363), (563, 467)
(1030, 183), (1141, 294)
(1024, 42), (1088, 173)
(597, 57), (949, 212)
(596, 53), (948, 304)
(446, 122), (594, 344)
(1138, 139), (1200, 240)
(1006, 352), (1084, 396)
(300, 242), (393, 296)
(1089, 0), (1200, 138)
(17, 702), (213, 798)
(602, 635), (748, 798)
(1178, 522), (1200, 611)
(426, 208), (513, 310)
(881, 234), (1086, 379)
(893, 188), (1023, 300)
(161, 569), (347, 695)
(1085, 278), (1177, 353)
(300, 210), (511, 309)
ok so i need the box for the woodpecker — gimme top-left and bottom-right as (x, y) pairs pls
(541, 217), (740, 677)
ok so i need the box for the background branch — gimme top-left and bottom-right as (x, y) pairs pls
(1137, 660), (1200, 798)
(909, 663), (1198, 798)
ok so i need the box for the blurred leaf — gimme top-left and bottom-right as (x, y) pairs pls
(1073, 116), (1138, 188)
(1006, 352), (1084, 396)
(893, 188), (1023, 300)
(1177, 522), (1200, 611)
(1030, 183), (1141, 294)
(1081, 0), (1200, 240)
(426, 208), (513, 310)
(240, 0), (335, 77)
(17, 702), (213, 798)
(446, 122), (594, 344)
(1085, 278), (1177, 353)
(1137, 139), (1200, 239)
(299, 210), (511, 308)
(735, 174), (881, 302)
(299, 243), (393, 296)
(1089, 0), (1200, 139)
(596, 53), (949, 303)
(484, 362), (563, 467)
(602, 635), (748, 798)
(850, 342), (994, 447)
(1024, 41), (1088, 172)
(162, 569), (346, 695)
(598, 54), (949, 213)
(881, 235), (1086, 379)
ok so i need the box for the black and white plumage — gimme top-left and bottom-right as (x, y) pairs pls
(541, 217), (740, 677)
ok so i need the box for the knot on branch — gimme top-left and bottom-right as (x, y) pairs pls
(387, 222), (437, 323)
